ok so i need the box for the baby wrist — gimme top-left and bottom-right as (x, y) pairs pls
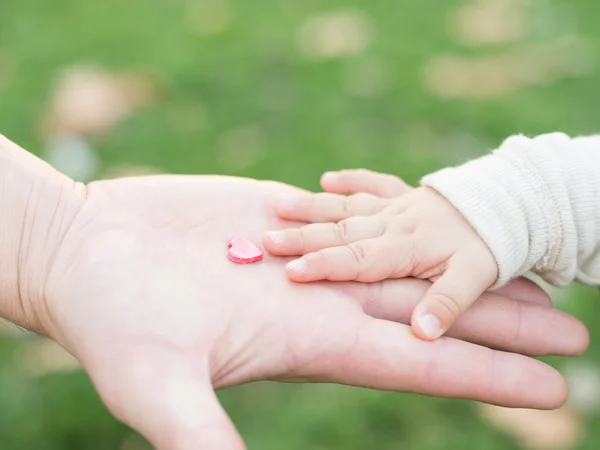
(420, 133), (575, 287)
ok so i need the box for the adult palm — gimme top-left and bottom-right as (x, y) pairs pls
(41, 175), (588, 450)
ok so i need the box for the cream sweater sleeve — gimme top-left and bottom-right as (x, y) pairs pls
(421, 132), (600, 288)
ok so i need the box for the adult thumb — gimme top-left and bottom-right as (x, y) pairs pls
(150, 380), (245, 450)
(91, 352), (245, 450)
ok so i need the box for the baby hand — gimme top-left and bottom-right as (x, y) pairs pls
(263, 171), (498, 341)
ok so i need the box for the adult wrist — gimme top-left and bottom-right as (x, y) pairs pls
(0, 135), (86, 335)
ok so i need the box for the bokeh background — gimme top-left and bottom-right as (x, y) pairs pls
(1, 0), (600, 448)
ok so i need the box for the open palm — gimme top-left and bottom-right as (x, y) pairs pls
(41, 175), (588, 449)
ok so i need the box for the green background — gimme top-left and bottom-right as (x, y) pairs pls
(1, 0), (600, 448)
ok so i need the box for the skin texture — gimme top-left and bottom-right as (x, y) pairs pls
(40, 175), (589, 449)
(263, 169), (498, 341)
(0, 137), (590, 450)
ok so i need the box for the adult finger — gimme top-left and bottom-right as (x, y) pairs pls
(310, 315), (568, 409)
(321, 169), (412, 198)
(347, 278), (589, 357)
(272, 192), (390, 223)
(263, 216), (385, 256)
(495, 277), (553, 307)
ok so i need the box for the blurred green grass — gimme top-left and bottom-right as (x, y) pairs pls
(1, 0), (600, 448)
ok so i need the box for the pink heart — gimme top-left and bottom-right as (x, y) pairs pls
(228, 236), (264, 264)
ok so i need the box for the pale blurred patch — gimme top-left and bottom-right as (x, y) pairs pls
(19, 338), (80, 376)
(451, 0), (528, 47)
(44, 135), (100, 182)
(297, 10), (372, 60)
(394, 122), (491, 165)
(0, 51), (15, 90)
(101, 164), (164, 180)
(478, 404), (583, 449)
(257, 78), (294, 112)
(187, 0), (233, 36)
(391, 121), (441, 168)
(168, 102), (209, 134)
(441, 129), (492, 162)
(343, 58), (387, 97)
(423, 37), (594, 100)
(42, 66), (156, 138)
(216, 124), (266, 172)
(564, 361), (600, 414)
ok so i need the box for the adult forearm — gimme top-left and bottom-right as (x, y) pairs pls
(0, 135), (85, 333)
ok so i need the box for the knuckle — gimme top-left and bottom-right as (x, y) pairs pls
(347, 242), (368, 266)
(431, 293), (462, 319)
(370, 215), (387, 237)
(346, 194), (363, 213)
(391, 215), (417, 234)
(383, 198), (407, 216)
(341, 196), (351, 216)
(390, 237), (418, 276)
(298, 194), (317, 216)
(297, 227), (308, 252)
(314, 249), (332, 266)
(415, 262), (448, 280)
(335, 220), (350, 243)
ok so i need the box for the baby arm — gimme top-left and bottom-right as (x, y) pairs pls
(421, 132), (600, 287)
(263, 133), (600, 340)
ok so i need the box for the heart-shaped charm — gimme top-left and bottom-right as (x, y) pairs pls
(228, 236), (264, 264)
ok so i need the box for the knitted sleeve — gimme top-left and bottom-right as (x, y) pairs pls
(420, 132), (600, 288)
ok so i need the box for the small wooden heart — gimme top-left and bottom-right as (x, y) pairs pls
(228, 236), (264, 264)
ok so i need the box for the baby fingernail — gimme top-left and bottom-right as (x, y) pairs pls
(417, 314), (443, 340)
(287, 259), (307, 273)
(267, 230), (286, 243)
(275, 194), (299, 212)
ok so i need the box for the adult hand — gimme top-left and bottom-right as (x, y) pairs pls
(34, 175), (587, 449)
(0, 136), (584, 450)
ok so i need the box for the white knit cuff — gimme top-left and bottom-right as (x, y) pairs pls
(420, 138), (547, 287)
(422, 132), (600, 289)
